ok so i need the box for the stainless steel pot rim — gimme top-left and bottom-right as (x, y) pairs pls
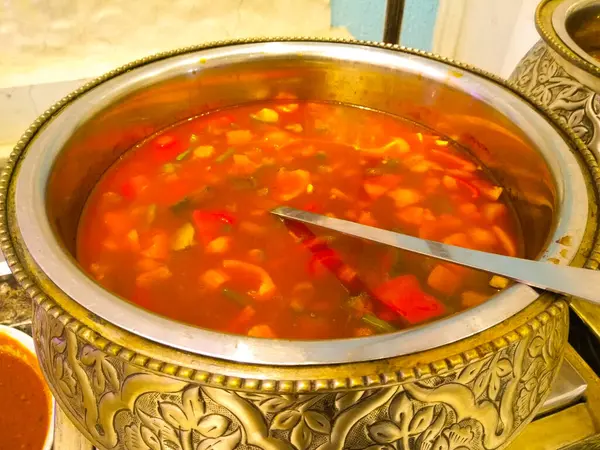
(552, 0), (600, 69)
(11, 40), (589, 366)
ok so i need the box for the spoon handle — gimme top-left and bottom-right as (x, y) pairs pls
(272, 206), (600, 305)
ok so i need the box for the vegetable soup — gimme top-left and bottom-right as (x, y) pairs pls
(77, 101), (522, 339)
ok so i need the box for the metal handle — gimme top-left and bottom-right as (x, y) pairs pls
(272, 206), (600, 305)
(383, 0), (406, 45)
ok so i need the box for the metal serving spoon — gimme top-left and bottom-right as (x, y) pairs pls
(272, 206), (600, 305)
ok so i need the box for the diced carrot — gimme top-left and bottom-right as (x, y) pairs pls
(461, 291), (488, 308)
(222, 260), (276, 301)
(141, 232), (170, 260)
(206, 236), (231, 254)
(482, 203), (508, 222)
(193, 145), (215, 159)
(152, 135), (183, 161)
(427, 264), (463, 296)
(200, 269), (230, 290)
(275, 169), (311, 201)
(127, 229), (140, 252)
(358, 211), (377, 227)
(396, 206), (434, 226)
(248, 324), (277, 338)
(424, 177), (441, 193)
(468, 227), (498, 250)
(136, 266), (172, 288)
(363, 174), (402, 199)
(226, 129), (253, 145)
(493, 226), (517, 256)
(388, 188), (423, 208)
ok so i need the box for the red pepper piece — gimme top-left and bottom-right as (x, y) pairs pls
(120, 175), (149, 200)
(152, 135), (183, 162)
(453, 177), (480, 199)
(373, 275), (446, 324)
(192, 210), (236, 244)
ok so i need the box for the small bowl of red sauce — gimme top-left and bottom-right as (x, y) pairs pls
(0, 325), (55, 450)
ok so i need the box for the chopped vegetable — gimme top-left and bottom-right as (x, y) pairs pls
(373, 275), (446, 324)
(490, 275), (509, 289)
(141, 232), (170, 260)
(285, 124), (303, 133)
(121, 175), (149, 200)
(396, 206), (434, 226)
(226, 129), (253, 145)
(247, 324), (277, 338)
(275, 169), (311, 201)
(193, 145), (215, 159)
(171, 222), (195, 250)
(468, 227), (497, 249)
(136, 266), (172, 288)
(175, 149), (191, 161)
(127, 229), (140, 251)
(154, 135), (177, 149)
(146, 204), (157, 224)
(388, 188), (423, 208)
(201, 269), (230, 289)
(206, 236), (231, 254)
(240, 222), (266, 236)
(232, 154), (259, 175)
(223, 260), (276, 300)
(427, 264), (463, 296)
(216, 148), (235, 163)
(227, 305), (256, 332)
(277, 104), (299, 113)
(363, 174), (402, 199)
(222, 288), (252, 306)
(251, 108), (279, 123)
(482, 203), (508, 222)
(361, 313), (396, 333)
(429, 149), (476, 171)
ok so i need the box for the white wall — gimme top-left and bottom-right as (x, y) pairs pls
(433, 0), (540, 78)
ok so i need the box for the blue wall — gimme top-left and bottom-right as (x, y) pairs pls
(331, 0), (439, 51)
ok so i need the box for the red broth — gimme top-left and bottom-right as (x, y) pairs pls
(77, 101), (522, 339)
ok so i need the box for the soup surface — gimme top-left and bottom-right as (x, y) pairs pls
(77, 101), (522, 339)
(0, 335), (50, 449)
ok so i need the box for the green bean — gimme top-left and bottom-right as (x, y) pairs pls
(361, 313), (396, 333)
(222, 288), (251, 307)
(216, 148), (235, 163)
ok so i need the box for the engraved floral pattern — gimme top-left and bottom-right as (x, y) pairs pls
(510, 41), (600, 156)
(32, 299), (568, 450)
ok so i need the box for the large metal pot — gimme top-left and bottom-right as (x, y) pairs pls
(1, 39), (598, 450)
(510, 0), (600, 370)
